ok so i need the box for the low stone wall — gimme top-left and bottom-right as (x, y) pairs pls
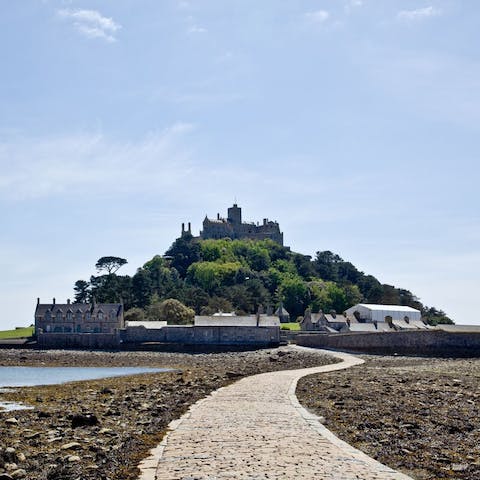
(37, 333), (121, 349)
(121, 325), (280, 347)
(295, 330), (480, 357)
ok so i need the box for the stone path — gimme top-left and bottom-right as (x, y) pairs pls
(139, 347), (413, 480)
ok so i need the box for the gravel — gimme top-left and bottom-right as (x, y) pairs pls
(297, 355), (480, 480)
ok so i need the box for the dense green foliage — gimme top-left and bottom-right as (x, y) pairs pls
(74, 239), (453, 325)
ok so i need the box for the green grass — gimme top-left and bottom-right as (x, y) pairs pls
(280, 322), (301, 331)
(0, 326), (34, 339)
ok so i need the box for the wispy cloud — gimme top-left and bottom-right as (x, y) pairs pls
(345, 0), (363, 13)
(0, 123), (195, 200)
(57, 9), (121, 42)
(397, 6), (441, 22)
(188, 25), (207, 34)
(304, 10), (330, 24)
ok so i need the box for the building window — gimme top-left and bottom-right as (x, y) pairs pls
(85, 312), (91, 321)
(66, 311), (72, 321)
(75, 311), (82, 322)
(98, 311), (104, 321)
(55, 311), (63, 322)
(45, 311), (51, 321)
(76, 324), (82, 333)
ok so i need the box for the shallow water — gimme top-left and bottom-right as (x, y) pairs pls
(0, 366), (173, 411)
(0, 366), (172, 388)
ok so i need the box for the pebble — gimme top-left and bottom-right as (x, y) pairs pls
(61, 442), (81, 450)
(10, 470), (27, 479)
(67, 455), (81, 463)
(5, 418), (18, 425)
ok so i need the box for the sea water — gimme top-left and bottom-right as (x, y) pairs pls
(0, 366), (173, 411)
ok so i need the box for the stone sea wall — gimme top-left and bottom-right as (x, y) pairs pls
(295, 330), (480, 356)
(122, 325), (280, 347)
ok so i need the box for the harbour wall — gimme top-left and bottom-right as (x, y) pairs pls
(294, 330), (480, 356)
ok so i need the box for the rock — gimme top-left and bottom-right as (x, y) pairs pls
(5, 418), (18, 425)
(61, 442), (81, 450)
(71, 413), (98, 428)
(4, 464), (17, 472)
(451, 463), (469, 472)
(67, 455), (80, 463)
(16, 453), (25, 463)
(24, 432), (41, 440)
(0, 474), (14, 480)
(10, 470), (26, 479)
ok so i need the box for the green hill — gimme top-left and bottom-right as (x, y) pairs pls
(74, 235), (453, 326)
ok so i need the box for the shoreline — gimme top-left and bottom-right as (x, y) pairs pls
(297, 355), (480, 480)
(0, 347), (336, 480)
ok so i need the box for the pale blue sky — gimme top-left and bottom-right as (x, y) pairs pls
(1, 0), (479, 328)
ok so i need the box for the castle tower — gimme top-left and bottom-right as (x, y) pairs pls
(227, 203), (242, 224)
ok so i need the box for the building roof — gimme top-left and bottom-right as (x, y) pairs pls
(36, 302), (122, 316)
(351, 304), (421, 313)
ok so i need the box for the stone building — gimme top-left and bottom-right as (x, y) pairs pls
(35, 298), (124, 348)
(183, 204), (284, 245)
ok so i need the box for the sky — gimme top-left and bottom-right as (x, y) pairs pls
(1, 0), (479, 329)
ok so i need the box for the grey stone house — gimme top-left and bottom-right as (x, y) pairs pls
(300, 309), (348, 332)
(35, 298), (124, 348)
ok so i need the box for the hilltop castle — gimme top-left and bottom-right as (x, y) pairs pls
(181, 204), (284, 245)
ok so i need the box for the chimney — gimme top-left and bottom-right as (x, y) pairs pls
(67, 299), (71, 305)
(263, 218), (267, 225)
(181, 223), (185, 235)
(188, 222), (191, 234)
(217, 213), (220, 220)
(52, 298), (56, 306)
(37, 298), (40, 305)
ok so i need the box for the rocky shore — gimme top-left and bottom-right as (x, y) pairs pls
(0, 347), (334, 480)
(297, 355), (480, 480)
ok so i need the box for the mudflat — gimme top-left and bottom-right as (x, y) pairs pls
(0, 347), (335, 480)
(297, 356), (480, 480)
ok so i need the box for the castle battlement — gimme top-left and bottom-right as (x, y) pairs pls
(182, 204), (284, 245)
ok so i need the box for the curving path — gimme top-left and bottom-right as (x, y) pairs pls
(139, 346), (413, 480)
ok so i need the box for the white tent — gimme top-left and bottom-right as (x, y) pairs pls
(345, 304), (421, 323)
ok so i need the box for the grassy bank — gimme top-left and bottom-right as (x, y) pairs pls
(0, 326), (34, 339)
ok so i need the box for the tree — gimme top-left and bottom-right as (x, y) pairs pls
(95, 256), (128, 274)
(165, 234), (201, 278)
(124, 307), (145, 322)
(147, 298), (194, 324)
(73, 280), (90, 303)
